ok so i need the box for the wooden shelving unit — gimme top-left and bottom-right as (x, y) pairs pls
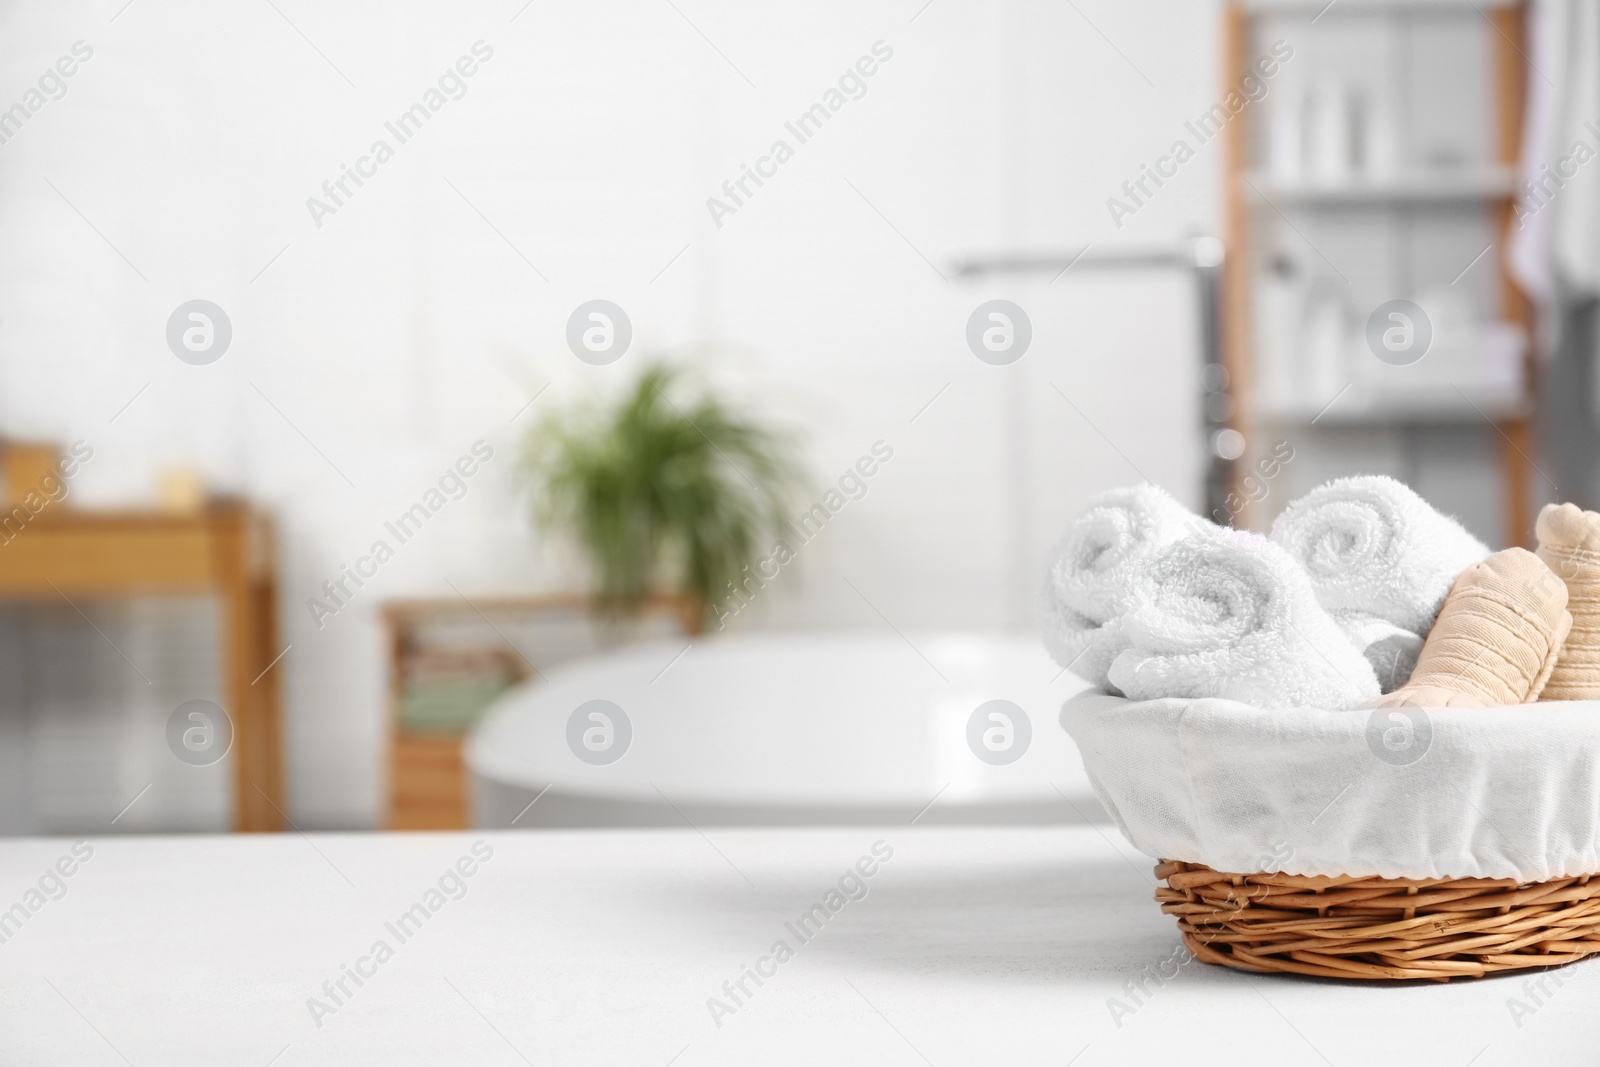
(382, 593), (695, 829)
(0, 500), (283, 832)
(1220, 0), (1534, 546)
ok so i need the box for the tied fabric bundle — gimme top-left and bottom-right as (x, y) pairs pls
(1376, 549), (1571, 708)
(1108, 529), (1380, 710)
(1269, 475), (1489, 692)
(1536, 503), (1600, 701)
(1038, 484), (1198, 690)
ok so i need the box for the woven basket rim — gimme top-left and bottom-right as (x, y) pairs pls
(1157, 853), (1600, 884)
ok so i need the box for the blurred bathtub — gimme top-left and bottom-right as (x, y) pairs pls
(466, 631), (1105, 827)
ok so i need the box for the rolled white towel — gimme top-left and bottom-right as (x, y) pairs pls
(1269, 475), (1488, 691)
(1038, 484), (1201, 688)
(1108, 528), (1381, 709)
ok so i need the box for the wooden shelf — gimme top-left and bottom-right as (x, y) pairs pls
(1221, 1), (1535, 546)
(383, 593), (695, 830)
(1241, 0), (1519, 11)
(1243, 169), (1517, 204)
(1263, 398), (1532, 426)
(0, 502), (283, 831)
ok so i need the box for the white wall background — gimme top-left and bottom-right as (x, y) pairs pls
(0, 0), (1218, 827)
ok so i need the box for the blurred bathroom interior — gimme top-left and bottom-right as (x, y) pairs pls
(0, 0), (1581, 834)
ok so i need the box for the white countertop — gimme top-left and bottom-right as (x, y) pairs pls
(1, 827), (1595, 1065)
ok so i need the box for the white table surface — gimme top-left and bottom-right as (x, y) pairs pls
(1, 827), (1595, 1066)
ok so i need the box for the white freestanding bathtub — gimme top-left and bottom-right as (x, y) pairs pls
(466, 631), (1104, 827)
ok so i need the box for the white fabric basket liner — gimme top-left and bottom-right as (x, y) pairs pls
(1060, 690), (1600, 882)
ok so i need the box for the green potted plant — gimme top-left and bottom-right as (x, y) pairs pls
(521, 362), (808, 631)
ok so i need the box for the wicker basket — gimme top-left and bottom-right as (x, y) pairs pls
(1156, 859), (1600, 981)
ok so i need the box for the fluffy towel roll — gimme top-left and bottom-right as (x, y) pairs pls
(1536, 503), (1600, 700)
(1107, 529), (1380, 709)
(1375, 548), (1572, 708)
(1039, 484), (1199, 688)
(1269, 475), (1489, 690)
